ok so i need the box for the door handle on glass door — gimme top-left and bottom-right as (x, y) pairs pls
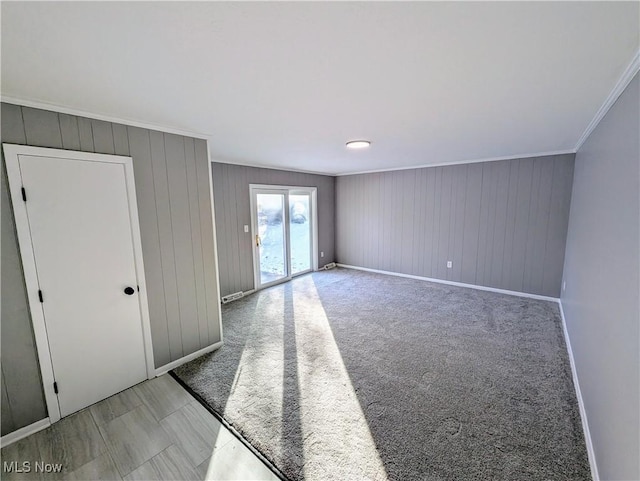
(256, 235), (261, 247)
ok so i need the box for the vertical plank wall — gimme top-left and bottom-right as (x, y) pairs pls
(212, 162), (335, 298)
(336, 154), (575, 297)
(1, 103), (222, 435)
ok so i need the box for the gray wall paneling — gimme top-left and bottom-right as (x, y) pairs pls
(335, 154), (574, 297)
(77, 117), (94, 151)
(90, 119), (115, 154)
(165, 133), (200, 356)
(212, 162), (336, 298)
(1, 372), (14, 434)
(561, 74), (639, 481)
(59, 113), (81, 151)
(184, 138), (209, 349)
(148, 130), (184, 362)
(1, 103), (221, 435)
(195, 140), (221, 345)
(1, 104), (48, 436)
(127, 127), (171, 367)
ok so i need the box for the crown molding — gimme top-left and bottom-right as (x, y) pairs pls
(7, 46), (636, 175)
(335, 149), (576, 176)
(574, 48), (640, 152)
(1, 95), (210, 140)
(211, 159), (336, 177)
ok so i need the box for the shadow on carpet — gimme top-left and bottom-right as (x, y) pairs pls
(173, 268), (590, 481)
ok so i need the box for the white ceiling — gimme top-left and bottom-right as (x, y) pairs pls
(2, 2), (638, 175)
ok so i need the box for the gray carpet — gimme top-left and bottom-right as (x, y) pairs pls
(174, 268), (590, 481)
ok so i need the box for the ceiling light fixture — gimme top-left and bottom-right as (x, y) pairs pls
(346, 140), (371, 149)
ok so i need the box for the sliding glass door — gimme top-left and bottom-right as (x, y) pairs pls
(251, 186), (316, 290)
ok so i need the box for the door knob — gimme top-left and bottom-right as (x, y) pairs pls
(124, 286), (135, 295)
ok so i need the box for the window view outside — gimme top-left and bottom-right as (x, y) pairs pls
(290, 194), (311, 275)
(257, 193), (286, 285)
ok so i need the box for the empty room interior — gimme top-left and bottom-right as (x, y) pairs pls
(1, 2), (639, 481)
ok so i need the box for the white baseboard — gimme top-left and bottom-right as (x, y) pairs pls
(1, 342), (224, 446)
(557, 301), (599, 481)
(0, 418), (50, 448)
(336, 264), (559, 302)
(155, 341), (224, 376)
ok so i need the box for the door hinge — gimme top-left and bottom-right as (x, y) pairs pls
(38, 290), (44, 303)
(53, 382), (58, 394)
(21, 187), (27, 202)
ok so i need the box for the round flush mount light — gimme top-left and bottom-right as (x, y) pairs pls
(345, 140), (371, 149)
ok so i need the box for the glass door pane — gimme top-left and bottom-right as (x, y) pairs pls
(256, 192), (287, 286)
(289, 193), (311, 275)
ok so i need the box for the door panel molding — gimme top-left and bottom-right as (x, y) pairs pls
(2, 144), (155, 423)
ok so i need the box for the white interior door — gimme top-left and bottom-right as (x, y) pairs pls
(7, 147), (152, 419)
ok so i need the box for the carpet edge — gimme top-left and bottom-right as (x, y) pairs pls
(168, 370), (291, 481)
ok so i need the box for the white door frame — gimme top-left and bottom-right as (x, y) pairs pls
(249, 184), (318, 291)
(3, 144), (156, 423)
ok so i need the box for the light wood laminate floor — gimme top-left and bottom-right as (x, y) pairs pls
(1, 375), (279, 481)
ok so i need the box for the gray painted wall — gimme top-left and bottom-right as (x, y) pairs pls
(1, 103), (222, 436)
(561, 74), (639, 481)
(212, 162), (335, 298)
(336, 154), (575, 297)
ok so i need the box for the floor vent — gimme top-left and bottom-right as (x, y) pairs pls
(221, 291), (244, 304)
(322, 262), (337, 270)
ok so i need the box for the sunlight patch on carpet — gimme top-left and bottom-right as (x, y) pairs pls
(292, 277), (388, 480)
(223, 292), (286, 455)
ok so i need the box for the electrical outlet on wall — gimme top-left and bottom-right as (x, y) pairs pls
(244, 225), (249, 233)
(447, 261), (453, 268)
(563, 281), (566, 291)
(321, 251), (324, 258)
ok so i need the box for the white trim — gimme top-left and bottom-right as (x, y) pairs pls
(155, 341), (224, 376)
(248, 183), (319, 192)
(249, 188), (259, 290)
(1, 95), (209, 140)
(214, 150), (576, 178)
(2, 144), (155, 424)
(0, 418), (51, 448)
(557, 301), (599, 481)
(212, 159), (334, 177)
(250, 187), (291, 290)
(0, 99), (580, 178)
(336, 264), (559, 302)
(336, 150), (576, 176)
(122, 155), (156, 380)
(310, 188), (319, 272)
(206, 140), (225, 344)
(574, 49), (640, 152)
